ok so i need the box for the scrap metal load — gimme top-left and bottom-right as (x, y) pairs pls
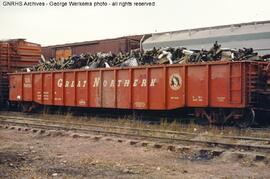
(24, 42), (269, 72)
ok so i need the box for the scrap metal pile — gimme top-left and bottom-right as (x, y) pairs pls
(23, 42), (269, 72)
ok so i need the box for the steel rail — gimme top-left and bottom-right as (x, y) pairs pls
(0, 115), (270, 142)
(0, 116), (270, 153)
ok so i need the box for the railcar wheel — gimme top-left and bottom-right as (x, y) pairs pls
(236, 108), (255, 128)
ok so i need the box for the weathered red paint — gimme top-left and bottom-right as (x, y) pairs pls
(9, 61), (258, 110)
(42, 35), (142, 59)
(1, 39), (41, 107)
(0, 39), (41, 72)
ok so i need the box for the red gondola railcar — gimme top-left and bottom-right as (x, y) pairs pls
(8, 61), (270, 126)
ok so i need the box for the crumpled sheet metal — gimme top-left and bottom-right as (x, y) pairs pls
(22, 42), (268, 72)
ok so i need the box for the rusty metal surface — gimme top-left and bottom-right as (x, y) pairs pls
(42, 36), (142, 59)
(0, 39), (41, 107)
(0, 39), (41, 72)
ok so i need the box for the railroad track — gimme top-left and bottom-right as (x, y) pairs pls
(0, 115), (270, 153)
(0, 115), (269, 141)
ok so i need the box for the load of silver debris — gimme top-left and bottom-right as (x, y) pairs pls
(22, 42), (270, 72)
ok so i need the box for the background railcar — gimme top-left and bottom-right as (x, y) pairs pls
(0, 39), (41, 108)
(42, 35), (143, 60)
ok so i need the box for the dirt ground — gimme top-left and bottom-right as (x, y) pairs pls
(0, 128), (269, 179)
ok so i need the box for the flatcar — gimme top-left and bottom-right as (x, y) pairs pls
(8, 60), (270, 126)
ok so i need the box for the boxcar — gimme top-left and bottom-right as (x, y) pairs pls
(42, 35), (142, 60)
(9, 61), (270, 126)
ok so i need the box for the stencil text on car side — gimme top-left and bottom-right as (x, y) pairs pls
(55, 78), (157, 88)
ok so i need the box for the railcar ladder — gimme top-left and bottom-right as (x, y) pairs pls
(247, 63), (259, 105)
(0, 43), (10, 108)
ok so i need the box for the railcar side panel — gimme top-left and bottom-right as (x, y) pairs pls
(90, 71), (101, 107)
(132, 69), (147, 109)
(166, 67), (184, 109)
(116, 69), (129, 108)
(9, 75), (22, 101)
(54, 73), (63, 105)
(9, 62), (255, 110)
(149, 67), (165, 109)
(209, 64), (229, 106)
(64, 72), (75, 106)
(187, 65), (208, 107)
(33, 74), (42, 104)
(43, 74), (52, 105)
(101, 70), (115, 108)
(229, 63), (243, 104)
(22, 74), (32, 101)
(76, 71), (88, 107)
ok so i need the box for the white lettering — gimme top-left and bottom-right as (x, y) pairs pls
(71, 81), (75, 87)
(60, 78), (157, 88)
(83, 80), (87, 87)
(57, 79), (63, 87)
(124, 80), (130, 87)
(77, 81), (81, 87)
(117, 80), (122, 87)
(23, 84), (32, 88)
(65, 81), (69, 87)
(150, 79), (157, 87)
(110, 80), (115, 87)
(93, 77), (100, 87)
(103, 80), (108, 87)
(141, 79), (147, 87)
(133, 79), (139, 87)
